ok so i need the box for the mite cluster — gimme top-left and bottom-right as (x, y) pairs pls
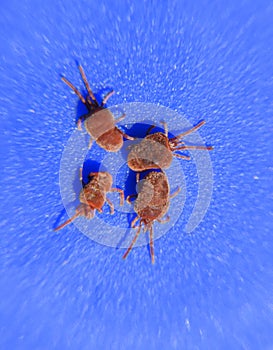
(56, 65), (213, 263)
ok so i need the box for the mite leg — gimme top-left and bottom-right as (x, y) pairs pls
(171, 120), (206, 141)
(79, 167), (83, 181)
(79, 168), (88, 187)
(126, 194), (137, 204)
(122, 223), (142, 260)
(174, 145), (213, 151)
(149, 226), (155, 264)
(106, 197), (115, 214)
(114, 113), (126, 124)
(136, 172), (140, 183)
(79, 167), (86, 187)
(54, 210), (82, 231)
(84, 205), (95, 219)
(146, 124), (156, 135)
(88, 138), (94, 150)
(131, 216), (139, 228)
(157, 215), (170, 224)
(111, 187), (124, 206)
(77, 119), (82, 130)
(86, 209), (95, 220)
(117, 128), (135, 140)
(77, 113), (91, 130)
(173, 153), (191, 160)
(170, 187), (181, 199)
(88, 172), (98, 178)
(61, 77), (86, 104)
(102, 90), (115, 106)
(160, 121), (168, 137)
(78, 65), (98, 104)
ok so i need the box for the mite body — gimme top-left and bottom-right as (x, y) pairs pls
(123, 171), (179, 263)
(54, 171), (124, 231)
(62, 65), (134, 151)
(127, 120), (213, 171)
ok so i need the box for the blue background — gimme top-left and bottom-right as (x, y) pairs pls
(1, 0), (273, 349)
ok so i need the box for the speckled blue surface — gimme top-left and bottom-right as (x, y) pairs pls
(1, 0), (273, 349)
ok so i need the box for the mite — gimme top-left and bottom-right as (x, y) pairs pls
(123, 171), (179, 264)
(54, 171), (124, 231)
(127, 120), (213, 171)
(62, 65), (134, 151)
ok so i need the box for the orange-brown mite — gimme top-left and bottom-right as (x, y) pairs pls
(62, 65), (134, 151)
(54, 171), (124, 231)
(123, 171), (179, 264)
(127, 120), (213, 171)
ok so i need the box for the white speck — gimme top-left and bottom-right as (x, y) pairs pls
(253, 175), (259, 180)
(185, 318), (191, 331)
(28, 109), (36, 113)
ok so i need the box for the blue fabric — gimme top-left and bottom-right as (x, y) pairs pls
(1, 0), (272, 349)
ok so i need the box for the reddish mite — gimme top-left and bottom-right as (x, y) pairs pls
(62, 65), (134, 151)
(54, 170), (124, 231)
(127, 120), (213, 171)
(123, 170), (179, 264)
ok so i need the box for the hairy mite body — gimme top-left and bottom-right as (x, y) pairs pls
(62, 65), (133, 151)
(54, 171), (124, 231)
(134, 171), (170, 221)
(127, 120), (213, 171)
(123, 171), (179, 264)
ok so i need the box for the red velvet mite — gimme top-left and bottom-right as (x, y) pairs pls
(127, 120), (213, 171)
(62, 65), (134, 151)
(123, 170), (179, 264)
(54, 170), (124, 231)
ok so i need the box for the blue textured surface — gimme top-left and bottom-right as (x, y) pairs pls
(1, 0), (273, 349)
